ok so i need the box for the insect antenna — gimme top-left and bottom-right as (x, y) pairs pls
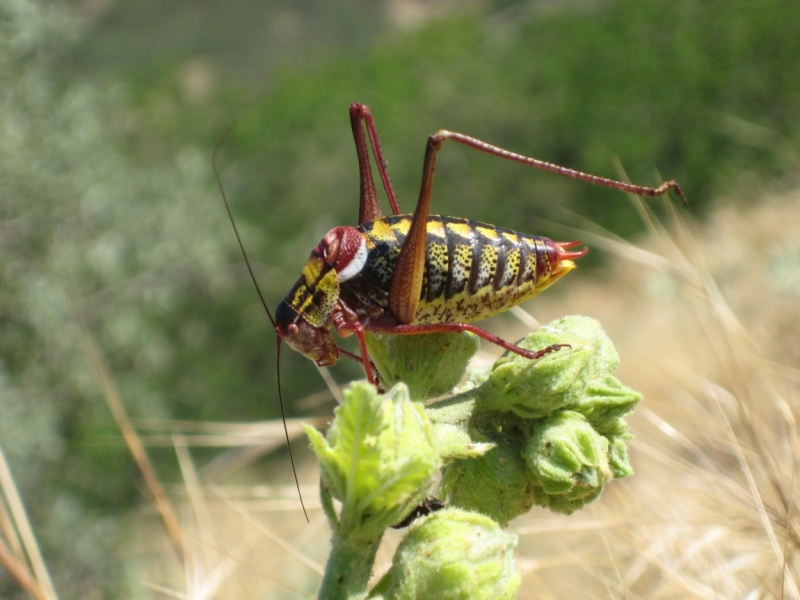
(213, 124), (275, 328)
(275, 339), (309, 521)
(213, 125), (310, 523)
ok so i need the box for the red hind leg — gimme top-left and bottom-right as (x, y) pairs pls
(367, 322), (568, 361)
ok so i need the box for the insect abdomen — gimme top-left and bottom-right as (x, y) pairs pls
(356, 215), (575, 325)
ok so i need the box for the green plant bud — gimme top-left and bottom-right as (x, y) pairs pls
(462, 365), (492, 392)
(572, 374), (642, 432)
(365, 332), (480, 400)
(605, 419), (634, 479)
(552, 315), (620, 375)
(602, 416), (632, 439)
(304, 382), (440, 539)
(524, 410), (612, 515)
(379, 508), (521, 600)
(431, 421), (495, 462)
(443, 437), (534, 526)
(607, 435), (633, 479)
(426, 394), (494, 462)
(479, 316), (617, 418)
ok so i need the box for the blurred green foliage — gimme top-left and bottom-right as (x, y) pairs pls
(1, 0), (799, 596)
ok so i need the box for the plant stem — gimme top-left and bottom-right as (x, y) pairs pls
(319, 532), (382, 600)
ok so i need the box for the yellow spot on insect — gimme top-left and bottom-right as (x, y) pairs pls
(551, 260), (576, 278)
(298, 268), (339, 327)
(368, 219), (396, 242)
(476, 225), (499, 240)
(446, 222), (474, 239)
(301, 256), (325, 285)
(297, 293), (314, 312)
(426, 219), (446, 238)
(392, 217), (412, 236)
(292, 285), (308, 307)
(315, 269), (339, 296)
(502, 231), (519, 244)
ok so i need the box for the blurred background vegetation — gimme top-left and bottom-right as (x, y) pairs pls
(1, 0), (799, 596)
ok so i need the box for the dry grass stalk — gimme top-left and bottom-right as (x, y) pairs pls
(65, 290), (186, 561)
(0, 445), (57, 600)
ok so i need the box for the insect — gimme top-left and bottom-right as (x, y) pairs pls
(391, 498), (446, 529)
(214, 103), (685, 518)
(271, 103), (684, 382)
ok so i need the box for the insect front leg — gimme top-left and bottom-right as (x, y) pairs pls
(329, 302), (379, 385)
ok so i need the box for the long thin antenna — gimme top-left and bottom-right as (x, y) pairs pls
(212, 123), (276, 329)
(276, 340), (309, 521)
(213, 125), (309, 522)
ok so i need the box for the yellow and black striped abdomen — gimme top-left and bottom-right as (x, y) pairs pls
(354, 215), (574, 325)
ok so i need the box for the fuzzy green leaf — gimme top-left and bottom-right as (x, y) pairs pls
(573, 374), (642, 432)
(427, 394), (494, 462)
(443, 437), (534, 526)
(304, 424), (346, 502)
(309, 382), (440, 539)
(605, 419), (634, 479)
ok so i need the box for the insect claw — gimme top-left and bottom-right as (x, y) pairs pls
(662, 179), (688, 206)
(523, 342), (570, 360)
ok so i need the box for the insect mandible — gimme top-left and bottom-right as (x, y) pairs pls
(214, 103), (686, 517)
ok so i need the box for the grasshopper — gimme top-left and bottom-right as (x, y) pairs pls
(214, 103), (685, 517)
(270, 103), (684, 382)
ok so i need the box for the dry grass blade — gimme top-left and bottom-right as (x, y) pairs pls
(0, 538), (50, 600)
(138, 580), (186, 598)
(510, 306), (540, 330)
(211, 484), (325, 575)
(132, 416), (327, 484)
(173, 434), (214, 592)
(132, 416), (327, 447)
(62, 286), (185, 560)
(316, 365), (344, 405)
(0, 493), (23, 559)
(0, 444), (57, 600)
(183, 531), (316, 598)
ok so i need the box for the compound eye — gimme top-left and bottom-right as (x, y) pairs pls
(287, 324), (299, 336)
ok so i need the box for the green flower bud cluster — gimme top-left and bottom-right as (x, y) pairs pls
(308, 316), (641, 598)
(441, 315), (641, 521)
